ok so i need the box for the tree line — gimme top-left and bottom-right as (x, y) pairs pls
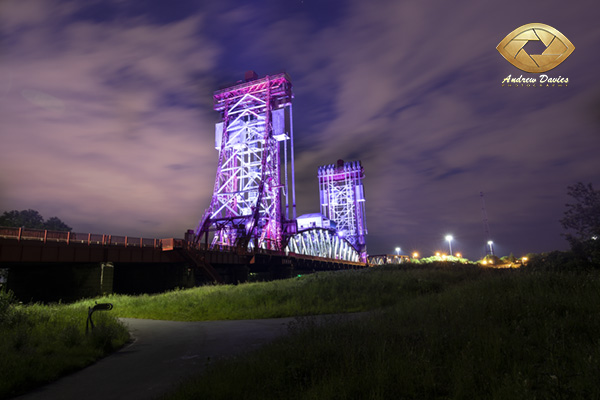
(0, 209), (72, 232)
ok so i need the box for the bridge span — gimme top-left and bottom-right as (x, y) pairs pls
(0, 72), (377, 302)
(0, 227), (366, 302)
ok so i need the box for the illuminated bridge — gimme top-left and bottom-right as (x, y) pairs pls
(0, 226), (365, 302)
(0, 71), (371, 302)
(193, 72), (368, 261)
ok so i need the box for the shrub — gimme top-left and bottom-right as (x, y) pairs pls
(0, 303), (129, 398)
(526, 251), (587, 271)
(0, 290), (19, 325)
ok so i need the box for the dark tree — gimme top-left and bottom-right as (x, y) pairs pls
(0, 209), (45, 229)
(0, 209), (72, 232)
(560, 182), (600, 266)
(560, 183), (600, 242)
(44, 216), (73, 232)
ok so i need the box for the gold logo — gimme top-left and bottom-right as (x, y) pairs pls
(497, 23), (575, 73)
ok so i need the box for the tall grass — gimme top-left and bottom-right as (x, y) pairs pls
(7, 265), (598, 399)
(81, 265), (484, 321)
(160, 269), (600, 400)
(0, 291), (129, 399)
(1, 265), (478, 398)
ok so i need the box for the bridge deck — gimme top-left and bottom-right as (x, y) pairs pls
(0, 227), (368, 302)
(0, 227), (367, 271)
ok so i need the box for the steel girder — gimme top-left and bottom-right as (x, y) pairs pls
(285, 228), (361, 262)
(195, 74), (294, 251)
(318, 160), (367, 260)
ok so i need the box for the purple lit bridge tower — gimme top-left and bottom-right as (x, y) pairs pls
(285, 159), (367, 263)
(194, 72), (365, 264)
(318, 160), (367, 260)
(194, 72), (297, 251)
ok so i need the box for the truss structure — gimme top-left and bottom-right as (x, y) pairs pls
(318, 160), (367, 260)
(195, 73), (296, 251)
(286, 228), (360, 262)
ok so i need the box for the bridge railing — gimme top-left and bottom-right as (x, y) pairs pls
(0, 226), (163, 248)
(165, 239), (228, 253)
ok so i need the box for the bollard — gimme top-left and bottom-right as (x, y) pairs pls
(86, 302), (113, 334)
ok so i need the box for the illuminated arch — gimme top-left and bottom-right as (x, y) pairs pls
(285, 228), (361, 262)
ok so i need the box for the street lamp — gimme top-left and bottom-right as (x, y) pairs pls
(395, 247), (401, 255)
(445, 235), (453, 256)
(487, 240), (494, 256)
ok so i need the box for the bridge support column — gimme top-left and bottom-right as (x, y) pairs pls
(100, 262), (114, 296)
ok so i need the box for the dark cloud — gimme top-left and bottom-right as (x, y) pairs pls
(166, 163), (190, 171)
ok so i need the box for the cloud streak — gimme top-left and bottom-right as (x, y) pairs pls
(0, 3), (220, 236)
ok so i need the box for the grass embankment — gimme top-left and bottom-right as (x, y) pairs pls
(0, 293), (129, 399)
(160, 268), (600, 400)
(83, 266), (481, 321)
(4, 266), (600, 399)
(1, 265), (473, 398)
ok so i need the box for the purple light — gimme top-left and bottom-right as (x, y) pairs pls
(195, 73), (295, 251)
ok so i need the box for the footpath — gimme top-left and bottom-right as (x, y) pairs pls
(14, 314), (363, 400)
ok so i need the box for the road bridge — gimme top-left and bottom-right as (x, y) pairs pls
(0, 227), (366, 302)
(0, 72), (374, 302)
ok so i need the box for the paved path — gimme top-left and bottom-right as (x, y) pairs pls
(14, 314), (359, 400)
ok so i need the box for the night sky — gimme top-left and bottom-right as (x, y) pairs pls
(1, 0), (599, 259)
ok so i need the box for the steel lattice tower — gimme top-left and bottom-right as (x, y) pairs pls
(318, 159), (367, 260)
(195, 72), (296, 251)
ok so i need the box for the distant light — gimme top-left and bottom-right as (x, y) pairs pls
(487, 240), (493, 245)
(456, 252), (462, 258)
(445, 235), (453, 256)
(435, 252), (440, 257)
(412, 252), (419, 258)
(395, 247), (401, 255)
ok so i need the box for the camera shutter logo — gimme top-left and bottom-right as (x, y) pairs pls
(497, 23), (574, 73)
